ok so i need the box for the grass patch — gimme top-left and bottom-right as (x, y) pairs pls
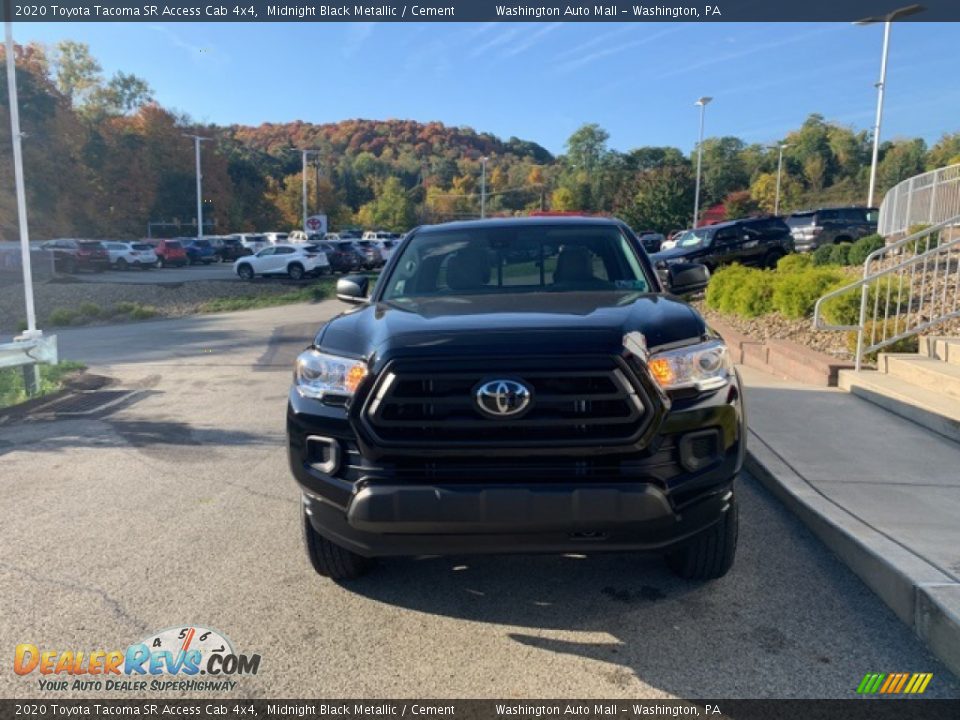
(199, 281), (334, 313)
(0, 360), (86, 409)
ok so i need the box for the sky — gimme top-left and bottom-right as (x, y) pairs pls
(14, 20), (960, 156)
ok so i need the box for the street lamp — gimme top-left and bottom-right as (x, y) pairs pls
(855, 4), (926, 207)
(4, 15), (38, 346)
(767, 142), (790, 215)
(480, 156), (489, 219)
(290, 148), (321, 233)
(693, 96), (712, 229)
(183, 134), (210, 241)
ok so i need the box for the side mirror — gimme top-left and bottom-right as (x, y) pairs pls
(666, 262), (710, 295)
(336, 275), (370, 304)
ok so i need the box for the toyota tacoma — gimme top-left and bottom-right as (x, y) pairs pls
(287, 217), (744, 581)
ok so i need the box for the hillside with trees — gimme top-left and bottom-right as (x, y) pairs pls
(2, 40), (959, 240)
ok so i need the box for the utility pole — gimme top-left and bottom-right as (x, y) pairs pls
(855, 4), (926, 207)
(768, 142), (790, 215)
(183, 134), (210, 241)
(693, 96), (712, 229)
(290, 148), (320, 232)
(5, 11), (40, 394)
(480, 156), (488, 219)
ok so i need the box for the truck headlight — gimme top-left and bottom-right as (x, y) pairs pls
(646, 340), (732, 392)
(294, 349), (368, 399)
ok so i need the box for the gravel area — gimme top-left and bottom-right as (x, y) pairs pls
(693, 303), (960, 362)
(0, 278), (326, 334)
(693, 301), (855, 359)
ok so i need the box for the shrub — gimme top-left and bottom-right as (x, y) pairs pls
(847, 234), (885, 266)
(821, 275), (912, 327)
(112, 301), (158, 320)
(16, 319), (27, 333)
(776, 253), (812, 274)
(812, 245), (835, 266)
(705, 264), (753, 313)
(78, 301), (102, 318)
(904, 223), (934, 254)
(845, 319), (919, 364)
(48, 308), (79, 326)
(829, 242), (853, 266)
(128, 304), (159, 320)
(729, 270), (775, 318)
(771, 267), (845, 319)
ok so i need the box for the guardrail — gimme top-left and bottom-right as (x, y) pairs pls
(878, 164), (960, 237)
(813, 216), (960, 371)
(0, 334), (58, 396)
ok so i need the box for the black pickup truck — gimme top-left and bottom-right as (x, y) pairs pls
(287, 217), (744, 581)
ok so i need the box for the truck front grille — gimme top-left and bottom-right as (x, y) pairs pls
(361, 356), (651, 448)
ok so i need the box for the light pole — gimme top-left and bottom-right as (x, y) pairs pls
(290, 148), (320, 231)
(768, 142), (789, 215)
(480, 156), (489, 219)
(4, 15), (38, 343)
(855, 4), (926, 207)
(693, 96), (712, 229)
(183, 134), (210, 241)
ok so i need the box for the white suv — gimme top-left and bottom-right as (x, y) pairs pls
(234, 243), (329, 280)
(102, 241), (158, 269)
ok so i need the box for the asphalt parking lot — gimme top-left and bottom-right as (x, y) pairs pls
(1, 303), (958, 699)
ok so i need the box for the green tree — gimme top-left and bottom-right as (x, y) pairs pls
(565, 123), (609, 173)
(877, 139), (926, 194)
(925, 132), (960, 170)
(356, 177), (416, 231)
(50, 40), (102, 106)
(620, 166), (695, 234)
(698, 137), (748, 205)
(88, 72), (153, 116)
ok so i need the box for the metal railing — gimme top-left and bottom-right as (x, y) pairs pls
(0, 334), (59, 396)
(878, 164), (960, 237)
(813, 216), (960, 371)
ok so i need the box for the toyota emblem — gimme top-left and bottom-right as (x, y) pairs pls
(475, 379), (532, 418)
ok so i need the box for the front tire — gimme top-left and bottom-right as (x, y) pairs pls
(764, 250), (785, 269)
(303, 506), (373, 580)
(237, 263), (254, 281)
(665, 493), (738, 580)
(116, 258), (128, 271)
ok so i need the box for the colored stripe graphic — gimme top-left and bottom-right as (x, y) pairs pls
(857, 673), (932, 694)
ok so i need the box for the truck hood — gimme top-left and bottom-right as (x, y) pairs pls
(316, 291), (707, 367)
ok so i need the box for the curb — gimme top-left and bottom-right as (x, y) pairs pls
(745, 433), (960, 678)
(709, 316), (853, 387)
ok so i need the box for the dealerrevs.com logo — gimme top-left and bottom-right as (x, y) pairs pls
(14, 626), (261, 693)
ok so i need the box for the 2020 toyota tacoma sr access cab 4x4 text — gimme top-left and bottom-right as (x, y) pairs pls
(287, 217), (745, 581)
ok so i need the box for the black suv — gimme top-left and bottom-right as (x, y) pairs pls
(785, 207), (878, 252)
(287, 217), (744, 581)
(650, 216), (794, 271)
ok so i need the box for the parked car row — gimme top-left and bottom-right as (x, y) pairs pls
(643, 206), (878, 277)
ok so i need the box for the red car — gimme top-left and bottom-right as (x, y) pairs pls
(152, 239), (189, 268)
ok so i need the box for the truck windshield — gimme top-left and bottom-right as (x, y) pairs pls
(382, 225), (651, 300)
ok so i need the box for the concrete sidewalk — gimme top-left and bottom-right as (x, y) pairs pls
(739, 365), (960, 677)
